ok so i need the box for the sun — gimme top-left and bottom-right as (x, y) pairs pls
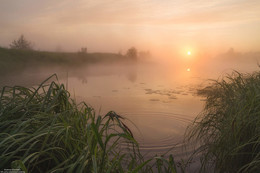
(187, 51), (191, 55)
(187, 68), (191, 72)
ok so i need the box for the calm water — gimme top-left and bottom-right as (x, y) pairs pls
(65, 63), (205, 159)
(1, 57), (259, 171)
(64, 61), (258, 172)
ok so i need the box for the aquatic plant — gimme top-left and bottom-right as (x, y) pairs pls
(0, 74), (177, 173)
(187, 71), (260, 173)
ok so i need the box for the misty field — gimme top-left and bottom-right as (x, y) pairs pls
(0, 47), (137, 76)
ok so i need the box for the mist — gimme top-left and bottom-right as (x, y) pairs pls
(1, 1), (260, 56)
(1, 0), (260, 172)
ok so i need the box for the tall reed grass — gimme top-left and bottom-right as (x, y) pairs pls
(186, 71), (260, 173)
(0, 74), (177, 173)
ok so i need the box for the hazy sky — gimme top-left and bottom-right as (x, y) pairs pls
(1, 0), (260, 57)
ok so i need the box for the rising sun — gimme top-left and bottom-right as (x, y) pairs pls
(187, 68), (191, 72)
(187, 51), (191, 55)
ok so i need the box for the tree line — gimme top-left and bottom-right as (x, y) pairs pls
(9, 35), (150, 59)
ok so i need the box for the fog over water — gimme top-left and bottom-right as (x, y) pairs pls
(2, 52), (260, 161)
(1, 0), (260, 172)
(0, 48), (259, 173)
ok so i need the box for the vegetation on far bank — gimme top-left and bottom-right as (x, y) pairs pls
(0, 46), (138, 76)
(186, 71), (260, 173)
(0, 35), (152, 77)
(0, 75), (177, 173)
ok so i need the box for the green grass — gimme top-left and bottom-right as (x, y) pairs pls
(186, 71), (260, 173)
(0, 74), (177, 173)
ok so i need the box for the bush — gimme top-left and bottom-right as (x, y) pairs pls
(9, 35), (33, 50)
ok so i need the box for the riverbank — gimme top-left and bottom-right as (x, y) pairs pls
(0, 47), (138, 76)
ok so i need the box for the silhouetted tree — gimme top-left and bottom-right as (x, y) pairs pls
(10, 35), (33, 50)
(80, 47), (87, 53)
(126, 47), (137, 60)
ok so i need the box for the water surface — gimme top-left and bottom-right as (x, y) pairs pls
(1, 57), (260, 171)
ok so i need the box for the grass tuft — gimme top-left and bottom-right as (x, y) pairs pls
(0, 74), (177, 173)
(186, 71), (260, 173)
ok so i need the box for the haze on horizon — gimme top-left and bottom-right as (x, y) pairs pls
(1, 0), (260, 59)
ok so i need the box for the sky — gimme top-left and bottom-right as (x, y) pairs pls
(0, 0), (260, 58)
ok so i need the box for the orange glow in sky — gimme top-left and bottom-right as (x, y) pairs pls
(0, 0), (260, 57)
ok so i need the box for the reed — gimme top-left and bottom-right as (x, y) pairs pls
(0, 74), (177, 173)
(186, 71), (260, 173)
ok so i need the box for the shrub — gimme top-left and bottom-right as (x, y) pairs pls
(9, 35), (33, 50)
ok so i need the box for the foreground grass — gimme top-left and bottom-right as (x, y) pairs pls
(0, 74), (177, 173)
(187, 71), (260, 173)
